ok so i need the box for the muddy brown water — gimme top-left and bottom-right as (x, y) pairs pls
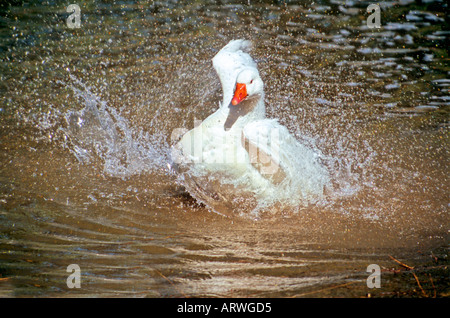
(0, 0), (448, 297)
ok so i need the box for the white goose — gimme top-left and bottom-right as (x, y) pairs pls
(172, 40), (329, 217)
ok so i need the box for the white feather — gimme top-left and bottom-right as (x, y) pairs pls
(212, 39), (256, 108)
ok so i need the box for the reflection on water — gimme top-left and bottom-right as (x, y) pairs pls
(0, 0), (448, 297)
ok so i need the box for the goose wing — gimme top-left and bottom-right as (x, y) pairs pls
(241, 119), (288, 184)
(242, 119), (331, 195)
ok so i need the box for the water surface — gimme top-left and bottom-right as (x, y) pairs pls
(0, 0), (448, 297)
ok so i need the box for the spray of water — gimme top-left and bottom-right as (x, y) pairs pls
(39, 75), (172, 180)
(29, 74), (378, 219)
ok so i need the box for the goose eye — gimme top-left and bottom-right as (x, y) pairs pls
(250, 79), (253, 84)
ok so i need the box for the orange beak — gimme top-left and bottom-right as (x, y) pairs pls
(231, 83), (247, 106)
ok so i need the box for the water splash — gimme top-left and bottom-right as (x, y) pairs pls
(51, 75), (172, 180)
(48, 74), (374, 218)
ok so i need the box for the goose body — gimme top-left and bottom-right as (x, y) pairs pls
(172, 40), (329, 217)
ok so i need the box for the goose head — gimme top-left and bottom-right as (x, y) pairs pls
(224, 68), (265, 130)
(231, 68), (264, 106)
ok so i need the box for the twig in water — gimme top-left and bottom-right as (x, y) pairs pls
(389, 255), (414, 270)
(154, 268), (188, 298)
(389, 255), (428, 297)
(412, 272), (428, 297)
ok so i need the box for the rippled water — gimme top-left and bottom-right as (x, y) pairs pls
(0, 0), (448, 297)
